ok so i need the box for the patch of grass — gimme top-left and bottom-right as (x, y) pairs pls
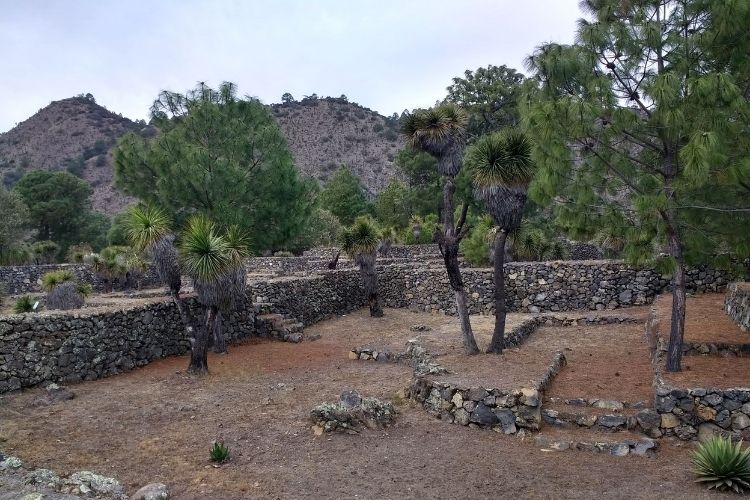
(693, 435), (750, 493)
(14, 295), (35, 314)
(210, 441), (230, 463)
(41, 270), (75, 292)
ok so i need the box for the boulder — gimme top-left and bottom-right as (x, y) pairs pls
(131, 483), (170, 500)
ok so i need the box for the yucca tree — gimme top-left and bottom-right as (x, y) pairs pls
(401, 103), (479, 354)
(210, 225), (250, 353)
(124, 205), (195, 341)
(342, 217), (383, 317)
(180, 216), (248, 372)
(465, 129), (535, 353)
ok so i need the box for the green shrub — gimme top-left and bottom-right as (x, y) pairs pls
(0, 281), (6, 307)
(66, 243), (93, 263)
(31, 240), (60, 264)
(14, 295), (35, 314)
(209, 441), (230, 463)
(41, 270), (75, 292)
(273, 251), (294, 257)
(693, 435), (750, 493)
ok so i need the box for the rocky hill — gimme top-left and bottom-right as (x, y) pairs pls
(0, 95), (142, 215)
(271, 97), (402, 195)
(0, 94), (402, 217)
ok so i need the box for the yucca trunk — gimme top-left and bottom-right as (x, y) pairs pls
(356, 252), (383, 317)
(442, 176), (480, 355)
(188, 305), (213, 374)
(213, 310), (227, 353)
(487, 229), (509, 353)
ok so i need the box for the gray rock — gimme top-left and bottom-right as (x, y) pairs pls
(674, 425), (698, 440)
(598, 415), (626, 428)
(0, 456), (23, 469)
(468, 387), (489, 402)
(655, 396), (675, 412)
(454, 408), (470, 426)
(67, 470), (125, 498)
(24, 468), (60, 487)
(494, 408), (517, 434)
(610, 443), (630, 456)
(704, 393), (723, 406)
(732, 413), (750, 430)
(636, 409), (661, 433)
(339, 390), (362, 408)
(592, 399), (624, 410)
(697, 423), (724, 443)
(131, 482), (170, 500)
(633, 439), (657, 456)
(470, 403), (498, 426)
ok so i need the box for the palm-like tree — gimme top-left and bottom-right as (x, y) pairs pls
(342, 217), (383, 317)
(210, 225), (250, 353)
(180, 216), (248, 372)
(465, 129), (535, 353)
(125, 205), (194, 335)
(401, 104), (479, 354)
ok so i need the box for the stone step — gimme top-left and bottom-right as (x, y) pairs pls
(534, 428), (658, 457)
(544, 396), (649, 410)
(256, 313), (284, 323)
(542, 406), (639, 432)
(253, 302), (274, 314)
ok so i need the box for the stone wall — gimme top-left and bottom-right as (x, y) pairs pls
(248, 270), (365, 325)
(0, 271), (368, 393)
(0, 264), (160, 295)
(378, 261), (730, 315)
(0, 297), (261, 393)
(726, 283), (750, 332)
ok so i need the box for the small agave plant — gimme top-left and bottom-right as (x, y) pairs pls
(693, 435), (750, 493)
(209, 441), (230, 463)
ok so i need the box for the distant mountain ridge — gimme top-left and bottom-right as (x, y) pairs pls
(0, 94), (402, 216)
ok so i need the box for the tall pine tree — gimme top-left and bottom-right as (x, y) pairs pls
(521, 0), (750, 371)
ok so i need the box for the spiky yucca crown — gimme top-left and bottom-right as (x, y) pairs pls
(464, 129), (534, 188)
(124, 204), (172, 252)
(341, 217), (380, 258)
(401, 103), (469, 177)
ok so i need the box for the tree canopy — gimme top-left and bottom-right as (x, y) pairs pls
(14, 170), (109, 256)
(318, 165), (370, 225)
(446, 64), (527, 138)
(114, 81), (316, 254)
(0, 186), (29, 256)
(521, 0), (750, 370)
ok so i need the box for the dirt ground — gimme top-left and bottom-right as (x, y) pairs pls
(0, 306), (723, 499)
(656, 293), (750, 388)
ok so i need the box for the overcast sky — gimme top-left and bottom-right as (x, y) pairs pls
(0, 0), (582, 132)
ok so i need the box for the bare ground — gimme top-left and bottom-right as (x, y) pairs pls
(656, 293), (750, 388)
(0, 307), (720, 499)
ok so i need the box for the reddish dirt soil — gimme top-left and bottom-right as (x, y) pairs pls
(657, 293), (750, 388)
(535, 320), (653, 403)
(0, 308), (715, 499)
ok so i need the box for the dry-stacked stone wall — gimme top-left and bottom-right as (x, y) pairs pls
(0, 264), (160, 295)
(378, 261), (730, 315)
(725, 283), (750, 332)
(0, 298), (257, 393)
(0, 260), (734, 394)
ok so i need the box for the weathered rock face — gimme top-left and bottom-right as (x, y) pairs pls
(725, 283), (750, 332)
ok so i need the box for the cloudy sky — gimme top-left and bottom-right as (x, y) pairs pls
(0, 0), (582, 132)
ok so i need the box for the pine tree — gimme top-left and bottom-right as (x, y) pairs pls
(521, 0), (750, 371)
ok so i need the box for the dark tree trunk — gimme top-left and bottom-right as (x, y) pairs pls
(665, 213), (686, 372)
(213, 310), (227, 353)
(440, 176), (480, 355)
(327, 250), (341, 270)
(487, 229), (508, 354)
(358, 253), (383, 317)
(188, 305), (213, 374)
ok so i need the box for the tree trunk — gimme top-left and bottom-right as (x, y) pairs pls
(188, 306), (213, 374)
(358, 253), (383, 317)
(213, 310), (227, 353)
(665, 213), (687, 372)
(441, 176), (480, 355)
(487, 229), (508, 354)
